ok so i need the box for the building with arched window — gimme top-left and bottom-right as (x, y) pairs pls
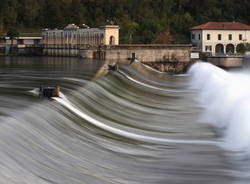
(42, 24), (119, 56)
(190, 22), (250, 55)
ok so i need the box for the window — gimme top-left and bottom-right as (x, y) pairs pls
(218, 34), (222, 40)
(205, 45), (212, 52)
(192, 43), (198, 47)
(229, 34), (232, 40)
(205, 46), (208, 51)
(17, 39), (24, 45)
(239, 34), (242, 40)
(192, 34), (195, 40)
(198, 34), (201, 40)
(132, 53), (136, 60)
(109, 36), (115, 45)
(207, 34), (210, 40)
(34, 39), (40, 45)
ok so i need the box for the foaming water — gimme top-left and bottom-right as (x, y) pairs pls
(189, 62), (250, 153)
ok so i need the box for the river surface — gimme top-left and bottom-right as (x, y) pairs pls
(0, 56), (249, 184)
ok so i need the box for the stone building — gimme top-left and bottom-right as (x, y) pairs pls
(190, 22), (250, 55)
(42, 24), (119, 49)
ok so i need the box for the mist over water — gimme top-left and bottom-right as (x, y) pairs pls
(189, 62), (250, 153)
(0, 57), (249, 183)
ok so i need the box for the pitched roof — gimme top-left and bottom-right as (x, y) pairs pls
(191, 22), (250, 30)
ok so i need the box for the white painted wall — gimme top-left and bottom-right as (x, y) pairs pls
(191, 29), (250, 54)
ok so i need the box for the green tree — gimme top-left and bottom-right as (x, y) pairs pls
(120, 19), (138, 44)
(18, 0), (40, 27)
(236, 43), (250, 54)
(7, 27), (19, 46)
(0, 0), (250, 44)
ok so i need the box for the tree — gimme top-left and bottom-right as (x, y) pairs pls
(236, 43), (250, 54)
(0, 0), (250, 44)
(154, 31), (175, 44)
(120, 19), (138, 44)
(18, 0), (40, 27)
(7, 27), (19, 45)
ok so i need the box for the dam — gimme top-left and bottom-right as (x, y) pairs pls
(0, 56), (249, 183)
(42, 24), (193, 73)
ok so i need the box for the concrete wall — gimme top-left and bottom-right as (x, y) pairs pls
(44, 45), (192, 64)
(7, 46), (42, 56)
(96, 44), (191, 63)
(243, 56), (250, 68)
(206, 56), (243, 67)
(78, 44), (192, 73)
(79, 49), (95, 59)
(43, 48), (79, 57)
(43, 44), (192, 73)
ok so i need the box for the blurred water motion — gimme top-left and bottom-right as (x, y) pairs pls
(0, 57), (248, 184)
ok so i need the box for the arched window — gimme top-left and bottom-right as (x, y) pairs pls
(215, 44), (224, 54)
(236, 43), (245, 54)
(226, 44), (235, 54)
(109, 36), (115, 45)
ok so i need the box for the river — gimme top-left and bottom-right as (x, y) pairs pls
(0, 56), (249, 184)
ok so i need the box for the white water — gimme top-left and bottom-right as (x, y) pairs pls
(189, 62), (250, 153)
(54, 93), (216, 146)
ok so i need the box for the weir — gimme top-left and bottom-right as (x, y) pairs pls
(53, 95), (217, 145)
(0, 56), (245, 183)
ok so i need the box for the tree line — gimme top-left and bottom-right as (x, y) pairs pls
(1, 0), (250, 44)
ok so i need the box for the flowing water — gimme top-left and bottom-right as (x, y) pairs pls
(0, 56), (249, 184)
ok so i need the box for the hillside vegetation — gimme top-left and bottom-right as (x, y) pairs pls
(1, 0), (250, 43)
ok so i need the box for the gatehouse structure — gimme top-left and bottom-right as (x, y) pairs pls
(190, 22), (250, 55)
(42, 24), (119, 56)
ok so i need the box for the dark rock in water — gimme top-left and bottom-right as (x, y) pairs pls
(130, 55), (137, 64)
(107, 64), (118, 71)
(39, 86), (60, 98)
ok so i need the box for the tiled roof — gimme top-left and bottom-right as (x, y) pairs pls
(191, 22), (250, 30)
